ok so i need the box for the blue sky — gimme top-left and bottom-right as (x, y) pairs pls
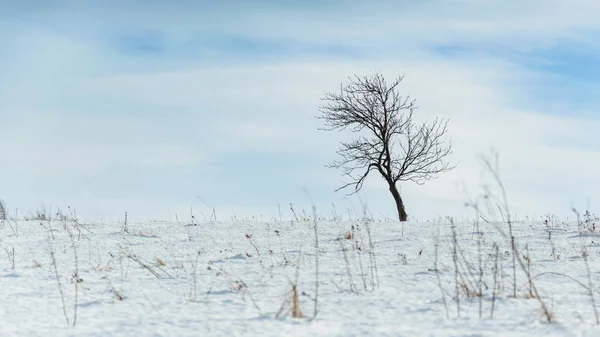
(1, 1), (600, 222)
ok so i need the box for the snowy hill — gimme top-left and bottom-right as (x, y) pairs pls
(1, 216), (600, 336)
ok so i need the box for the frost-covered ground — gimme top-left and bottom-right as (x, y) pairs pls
(1, 215), (600, 336)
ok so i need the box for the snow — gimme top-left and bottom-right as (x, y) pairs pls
(1, 216), (600, 336)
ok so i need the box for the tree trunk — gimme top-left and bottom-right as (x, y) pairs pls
(388, 183), (408, 222)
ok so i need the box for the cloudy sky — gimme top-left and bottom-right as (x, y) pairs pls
(1, 1), (599, 222)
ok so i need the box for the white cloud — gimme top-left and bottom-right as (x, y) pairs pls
(1, 1), (599, 220)
(0, 113), (204, 175)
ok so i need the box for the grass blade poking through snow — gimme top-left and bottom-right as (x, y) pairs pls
(583, 244), (599, 324)
(67, 225), (81, 327)
(49, 242), (70, 326)
(434, 224), (449, 319)
(310, 205), (319, 321)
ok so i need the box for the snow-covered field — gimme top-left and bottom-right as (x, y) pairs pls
(2, 214), (600, 336)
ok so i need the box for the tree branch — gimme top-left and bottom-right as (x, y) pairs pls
(318, 73), (455, 197)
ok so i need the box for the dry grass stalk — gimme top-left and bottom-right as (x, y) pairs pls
(276, 285), (304, 319)
(0, 199), (6, 221)
(452, 222), (461, 317)
(189, 251), (201, 302)
(338, 239), (358, 293)
(5, 247), (15, 270)
(292, 285), (303, 318)
(364, 221), (379, 291)
(434, 225), (449, 319)
(276, 248), (304, 319)
(111, 286), (125, 301)
(490, 243), (499, 318)
(67, 225), (81, 327)
(311, 205), (319, 321)
(477, 152), (553, 322)
(49, 249), (69, 326)
(119, 247), (162, 278)
(583, 249), (599, 324)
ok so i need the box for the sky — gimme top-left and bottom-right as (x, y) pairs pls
(1, 0), (600, 223)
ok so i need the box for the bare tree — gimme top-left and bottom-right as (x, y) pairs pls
(319, 74), (454, 222)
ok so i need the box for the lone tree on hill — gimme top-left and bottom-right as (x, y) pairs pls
(319, 73), (455, 222)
